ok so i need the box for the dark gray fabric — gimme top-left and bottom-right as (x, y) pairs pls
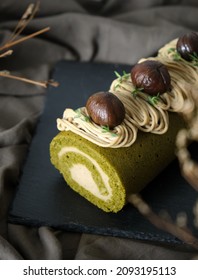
(0, 0), (198, 259)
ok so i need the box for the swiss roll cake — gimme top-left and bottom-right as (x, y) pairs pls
(50, 31), (198, 212)
(50, 113), (183, 212)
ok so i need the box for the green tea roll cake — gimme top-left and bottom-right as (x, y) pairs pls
(50, 33), (197, 213)
(50, 113), (184, 213)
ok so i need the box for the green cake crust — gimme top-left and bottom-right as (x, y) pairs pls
(50, 112), (184, 213)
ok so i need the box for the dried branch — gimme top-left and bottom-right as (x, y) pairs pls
(8, 2), (40, 43)
(176, 128), (198, 191)
(0, 71), (59, 88)
(0, 2), (58, 89)
(176, 85), (198, 191)
(0, 27), (50, 53)
(128, 194), (198, 250)
(0, 50), (13, 58)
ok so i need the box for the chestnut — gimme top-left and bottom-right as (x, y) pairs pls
(131, 60), (171, 95)
(86, 91), (125, 128)
(176, 32), (198, 61)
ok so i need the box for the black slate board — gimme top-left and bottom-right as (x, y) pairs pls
(8, 60), (198, 245)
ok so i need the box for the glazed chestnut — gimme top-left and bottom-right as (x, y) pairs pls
(86, 91), (125, 128)
(176, 32), (198, 61)
(131, 60), (171, 95)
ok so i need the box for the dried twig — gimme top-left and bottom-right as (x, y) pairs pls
(0, 27), (50, 53)
(176, 85), (198, 191)
(0, 1), (58, 89)
(176, 128), (198, 191)
(0, 71), (59, 88)
(132, 80), (198, 249)
(128, 194), (198, 250)
(8, 2), (40, 43)
(0, 50), (13, 58)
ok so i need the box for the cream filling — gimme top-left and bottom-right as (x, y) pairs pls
(58, 147), (112, 201)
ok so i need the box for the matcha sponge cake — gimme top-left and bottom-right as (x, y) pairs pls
(50, 113), (183, 213)
(50, 32), (197, 213)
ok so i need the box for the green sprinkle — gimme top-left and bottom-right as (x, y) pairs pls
(122, 70), (130, 79)
(74, 109), (90, 122)
(131, 87), (144, 97)
(101, 125), (110, 132)
(168, 47), (182, 61)
(114, 70), (130, 90)
(168, 48), (198, 66)
(188, 52), (198, 66)
(114, 71), (121, 79)
(168, 47), (176, 53)
(192, 52), (198, 59)
(114, 82), (120, 89)
(74, 109), (81, 118)
(114, 70), (130, 81)
(173, 53), (182, 61)
(101, 125), (117, 137)
(147, 93), (160, 106)
(83, 115), (90, 122)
